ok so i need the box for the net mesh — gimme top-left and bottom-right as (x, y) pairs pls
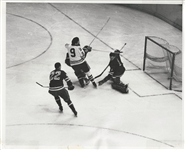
(144, 36), (182, 91)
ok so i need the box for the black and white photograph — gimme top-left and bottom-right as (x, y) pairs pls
(1, 0), (184, 149)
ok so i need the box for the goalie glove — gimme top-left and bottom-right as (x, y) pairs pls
(83, 45), (92, 53)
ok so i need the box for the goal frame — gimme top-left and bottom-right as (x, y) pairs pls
(143, 36), (176, 90)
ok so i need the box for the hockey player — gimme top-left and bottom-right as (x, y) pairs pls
(98, 50), (129, 93)
(65, 44), (90, 87)
(65, 37), (97, 88)
(48, 62), (78, 117)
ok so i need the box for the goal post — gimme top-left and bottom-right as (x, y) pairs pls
(143, 36), (182, 91)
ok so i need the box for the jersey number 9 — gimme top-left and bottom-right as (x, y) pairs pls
(70, 48), (76, 57)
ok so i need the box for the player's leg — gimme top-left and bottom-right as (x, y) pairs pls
(55, 96), (63, 112)
(111, 68), (128, 93)
(79, 70), (90, 85)
(111, 82), (129, 93)
(48, 91), (63, 112)
(98, 74), (112, 86)
(78, 70), (90, 86)
(113, 76), (121, 84)
(82, 62), (97, 88)
(112, 66), (125, 85)
(59, 89), (78, 116)
(74, 70), (85, 87)
(68, 102), (78, 117)
(83, 75), (90, 85)
(85, 71), (97, 88)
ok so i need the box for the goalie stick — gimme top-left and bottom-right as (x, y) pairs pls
(93, 64), (109, 80)
(92, 43), (126, 53)
(93, 43), (127, 80)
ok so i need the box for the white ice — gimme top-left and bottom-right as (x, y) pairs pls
(4, 3), (183, 149)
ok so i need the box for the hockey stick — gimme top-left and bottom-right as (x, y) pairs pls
(120, 43), (127, 52)
(92, 48), (110, 53)
(89, 17), (110, 46)
(93, 43), (127, 80)
(36, 82), (49, 88)
(36, 82), (68, 89)
(93, 64), (109, 80)
(92, 43), (127, 53)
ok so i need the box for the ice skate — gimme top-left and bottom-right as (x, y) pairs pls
(92, 81), (97, 88)
(74, 111), (78, 117)
(84, 77), (90, 86)
(124, 84), (128, 89)
(124, 84), (129, 93)
(98, 80), (104, 86)
(79, 78), (85, 88)
(59, 106), (63, 112)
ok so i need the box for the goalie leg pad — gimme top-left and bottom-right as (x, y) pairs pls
(111, 83), (129, 93)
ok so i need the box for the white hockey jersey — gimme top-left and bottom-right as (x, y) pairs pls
(66, 45), (86, 66)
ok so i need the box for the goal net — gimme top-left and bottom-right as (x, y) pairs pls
(143, 36), (182, 91)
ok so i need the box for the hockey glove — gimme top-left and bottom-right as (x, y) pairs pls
(68, 85), (75, 90)
(65, 53), (71, 66)
(65, 58), (71, 66)
(83, 45), (92, 53)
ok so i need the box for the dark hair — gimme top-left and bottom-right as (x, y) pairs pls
(109, 52), (116, 57)
(71, 37), (79, 46)
(55, 62), (61, 69)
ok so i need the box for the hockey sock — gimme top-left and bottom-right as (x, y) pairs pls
(55, 97), (63, 111)
(113, 77), (121, 84)
(86, 71), (94, 82)
(68, 103), (77, 116)
(74, 70), (86, 87)
(88, 74), (95, 82)
(55, 97), (62, 107)
(98, 74), (112, 86)
(84, 77), (90, 85)
(86, 71), (97, 88)
(79, 77), (85, 87)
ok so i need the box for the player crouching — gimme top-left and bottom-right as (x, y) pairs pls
(98, 50), (129, 93)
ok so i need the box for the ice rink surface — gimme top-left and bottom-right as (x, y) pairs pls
(4, 3), (183, 149)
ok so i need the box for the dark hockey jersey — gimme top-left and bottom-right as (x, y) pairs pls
(109, 55), (123, 70)
(49, 69), (72, 91)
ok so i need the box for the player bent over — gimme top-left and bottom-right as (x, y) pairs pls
(65, 44), (90, 87)
(98, 50), (129, 93)
(48, 62), (78, 117)
(65, 37), (97, 88)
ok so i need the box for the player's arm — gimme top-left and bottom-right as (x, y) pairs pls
(65, 53), (71, 66)
(83, 45), (92, 57)
(77, 47), (86, 59)
(62, 71), (74, 90)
